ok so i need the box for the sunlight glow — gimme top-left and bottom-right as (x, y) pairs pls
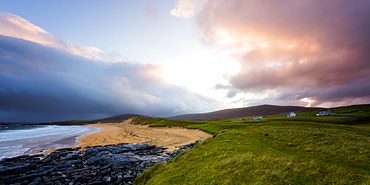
(300, 97), (315, 107)
(214, 29), (254, 55)
(161, 48), (240, 100)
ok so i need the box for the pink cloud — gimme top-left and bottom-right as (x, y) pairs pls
(198, 0), (370, 107)
(0, 11), (109, 61)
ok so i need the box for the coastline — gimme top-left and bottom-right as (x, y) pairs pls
(1, 121), (209, 184)
(0, 124), (100, 159)
(32, 125), (101, 155)
(77, 122), (212, 151)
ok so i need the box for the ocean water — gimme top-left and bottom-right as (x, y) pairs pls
(0, 124), (100, 159)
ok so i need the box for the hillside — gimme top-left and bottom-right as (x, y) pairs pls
(97, 114), (142, 122)
(169, 104), (321, 120)
(133, 104), (370, 184)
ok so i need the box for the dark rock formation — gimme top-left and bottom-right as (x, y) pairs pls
(0, 142), (199, 185)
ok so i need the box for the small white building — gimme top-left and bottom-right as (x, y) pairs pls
(287, 112), (296, 117)
(316, 110), (332, 116)
(253, 116), (263, 120)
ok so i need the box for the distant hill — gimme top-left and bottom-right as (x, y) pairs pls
(97, 114), (141, 122)
(169, 105), (321, 120)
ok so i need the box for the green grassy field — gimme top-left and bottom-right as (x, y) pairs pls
(133, 105), (370, 185)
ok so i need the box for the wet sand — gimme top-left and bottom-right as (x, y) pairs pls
(25, 135), (80, 154)
(78, 120), (212, 151)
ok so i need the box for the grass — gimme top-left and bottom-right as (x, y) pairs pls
(355, 123), (370, 130)
(297, 104), (370, 118)
(133, 105), (370, 185)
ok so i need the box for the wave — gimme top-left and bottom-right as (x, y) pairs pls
(0, 125), (100, 159)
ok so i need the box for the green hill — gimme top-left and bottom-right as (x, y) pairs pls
(169, 104), (321, 120)
(133, 104), (370, 185)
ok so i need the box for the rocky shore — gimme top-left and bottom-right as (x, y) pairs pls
(0, 142), (199, 185)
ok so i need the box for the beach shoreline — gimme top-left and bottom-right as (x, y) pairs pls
(0, 124), (100, 159)
(77, 121), (212, 151)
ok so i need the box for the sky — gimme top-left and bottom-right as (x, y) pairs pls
(1, 0), (370, 122)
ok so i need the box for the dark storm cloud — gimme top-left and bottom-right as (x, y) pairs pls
(0, 35), (216, 122)
(198, 0), (370, 106)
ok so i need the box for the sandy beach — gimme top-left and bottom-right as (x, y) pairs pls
(77, 120), (212, 151)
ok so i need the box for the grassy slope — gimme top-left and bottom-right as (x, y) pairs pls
(134, 105), (370, 185)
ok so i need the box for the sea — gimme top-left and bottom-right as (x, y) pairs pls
(0, 124), (100, 160)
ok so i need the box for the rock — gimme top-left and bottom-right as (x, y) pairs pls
(64, 153), (80, 160)
(42, 153), (60, 162)
(0, 141), (200, 184)
(123, 174), (135, 182)
(102, 176), (111, 182)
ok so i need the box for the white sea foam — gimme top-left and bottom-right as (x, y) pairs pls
(0, 125), (100, 159)
(0, 145), (28, 159)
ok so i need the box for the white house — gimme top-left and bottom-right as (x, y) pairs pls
(253, 116), (263, 120)
(316, 110), (332, 116)
(287, 112), (296, 117)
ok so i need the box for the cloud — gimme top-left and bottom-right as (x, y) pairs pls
(198, 0), (370, 107)
(0, 12), (218, 122)
(170, 0), (204, 18)
(0, 11), (113, 62)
